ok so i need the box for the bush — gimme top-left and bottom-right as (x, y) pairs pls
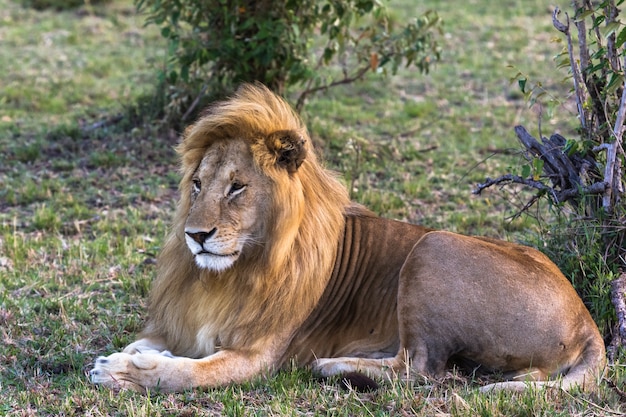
(135, 0), (441, 121)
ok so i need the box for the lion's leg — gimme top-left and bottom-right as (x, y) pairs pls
(90, 348), (277, 392)
(122, 337), (171, 355)
(479, 368), (551, 392)
(313, 355), (406, 380)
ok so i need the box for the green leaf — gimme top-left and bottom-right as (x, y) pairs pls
(601, 21), (621, 38)
(606, 72), (624, 95)
(554, 51), (571, 69)
(564, 139), (578, 156)
(518, 78), (527, 93)
(575, 9), (594, 22)
(522, 164), (531, 178)
(616, 26), (626, 49)
(593, 15), (606, 29)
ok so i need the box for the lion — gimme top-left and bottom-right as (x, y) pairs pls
(90, 83), (606, 393)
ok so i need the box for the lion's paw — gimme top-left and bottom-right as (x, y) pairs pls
(90, 352), (170, 391)
(312, 358), (357, 377)
(90, 351), (186, 392)
(90, 352), (144, 391)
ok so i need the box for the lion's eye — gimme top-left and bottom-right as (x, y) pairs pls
(192, 179), (201, 194)
(228, 181), (246, 197)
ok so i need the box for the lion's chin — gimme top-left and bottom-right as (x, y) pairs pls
(194, 252), (238, 272)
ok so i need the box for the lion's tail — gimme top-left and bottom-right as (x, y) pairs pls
(481, 337), (606, 393)
(556, 336), (606, 392)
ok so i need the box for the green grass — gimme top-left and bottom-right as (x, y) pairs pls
(1, 0), (625, 415)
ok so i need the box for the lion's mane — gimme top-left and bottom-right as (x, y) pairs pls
(141, 84), (351, 356)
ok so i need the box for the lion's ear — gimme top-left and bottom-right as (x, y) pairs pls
(265, 130), (307, 174)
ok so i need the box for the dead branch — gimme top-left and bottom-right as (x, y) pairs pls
(473, 174), (557, 199)
(608, 272), (626, 362)
(514, 126), (605, 203)
(601, 54), (626, 212)
(181, 84), (208, 122)
(295, 64), (371, 112)
(473, 126), (607, 210)
(553, 7), (587, 129)
(515, 126), (581, 190)
(574, 0), (590, 73)
(605, 378), (626, 401)
(472, 172), (606, 203)
(82, 114), (124, 133)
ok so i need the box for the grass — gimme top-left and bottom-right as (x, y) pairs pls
(1, 0), (625, 415)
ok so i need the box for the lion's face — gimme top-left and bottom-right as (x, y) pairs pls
(184, 139), (273, 272)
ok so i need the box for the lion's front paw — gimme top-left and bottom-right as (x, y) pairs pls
(90, 351), (188, 392)
(90, 352), (147, 391)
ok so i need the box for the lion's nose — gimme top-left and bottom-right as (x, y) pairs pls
(185, 228), (217, 244)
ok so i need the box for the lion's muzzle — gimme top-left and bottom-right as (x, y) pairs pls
(184, 227), (241, 272)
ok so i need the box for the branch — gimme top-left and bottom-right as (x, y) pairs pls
(608, 273), (626, 362)
(553, 7), (587, 130)
(473, 173), (607, 203)
(515, 125), (581, 189)
(574, 0), (589, 73)
(472, 174), (558, 201)
(181, 84), (208, 122)
(82, 114), (124, 133)
(602, 53), (626, 211)
(295, 64), (371, 112)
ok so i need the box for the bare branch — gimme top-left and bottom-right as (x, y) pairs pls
(295, 64), (371, 112)
(602, 54), (626, 211)
(553, 7), (587, 130)
(181, 84), (208, 123)
(573, 0), (590, 73)
(472, 174), (559, 202)
(510, 194), (541, 221)
(473, 173), (606, 205)
(83, 114), (124, 133)
(605, 0), (620, 72)
(515, 126), (581, 189)
(608, 273), (626, 362)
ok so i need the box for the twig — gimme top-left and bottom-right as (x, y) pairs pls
(181, 84), (208, 122)
(509, 194), (540, 221)
(605, 378), (626, 401)
(82, 114), (124, 133)
(472, 174), (558, 202)
(608, 273), (626, 361)
(602, 54), (626, 211)
(473, 173), (606, 204)
(553, 7), (587, 130)
(574, 0), (590, 73)
(295, 64), (371, 112)
(605, 0), (620, 72)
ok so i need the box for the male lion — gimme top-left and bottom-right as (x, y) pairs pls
(90, 83), (605, 393)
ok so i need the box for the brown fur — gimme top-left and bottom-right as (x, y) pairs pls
(90, 84), (605, 393)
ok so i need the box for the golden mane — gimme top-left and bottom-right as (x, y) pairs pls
(142, 84), (351, 354)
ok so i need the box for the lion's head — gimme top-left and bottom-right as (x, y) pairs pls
(182, 130), (309, 272)
(143, 84), (351, 354)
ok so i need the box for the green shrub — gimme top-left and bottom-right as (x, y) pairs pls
(135, 0), (441, 120)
